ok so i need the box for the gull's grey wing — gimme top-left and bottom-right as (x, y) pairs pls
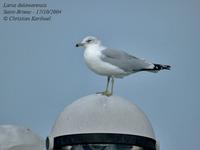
(101, 48), (153, 72)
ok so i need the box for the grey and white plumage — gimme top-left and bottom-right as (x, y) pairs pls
(76, 36), (170, 96)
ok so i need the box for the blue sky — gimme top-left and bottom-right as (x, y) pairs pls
(0, 0), (200, 150)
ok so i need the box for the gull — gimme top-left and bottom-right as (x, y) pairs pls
(76, 36), (171, 96)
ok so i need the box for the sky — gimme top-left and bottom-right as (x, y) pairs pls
(0, 0), (200, 150)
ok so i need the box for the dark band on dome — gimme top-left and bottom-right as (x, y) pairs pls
(53, 133), (156, 150)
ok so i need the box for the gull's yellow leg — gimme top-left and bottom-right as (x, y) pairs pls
(97, 76), (112, 96)
(111, 76), (114, 95)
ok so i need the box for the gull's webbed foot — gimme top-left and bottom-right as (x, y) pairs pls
(96, 91), (112, 97)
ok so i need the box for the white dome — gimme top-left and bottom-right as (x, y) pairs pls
(0, 125), (45, 150)
(50, 94), (155, 139)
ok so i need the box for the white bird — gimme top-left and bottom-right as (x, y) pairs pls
(76, 36), (170, 96)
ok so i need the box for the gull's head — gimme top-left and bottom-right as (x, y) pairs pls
(76, 36), (101, 48)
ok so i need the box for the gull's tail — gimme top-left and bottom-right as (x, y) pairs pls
(141, 63), (171, 72)
(153, 64), (171, 71)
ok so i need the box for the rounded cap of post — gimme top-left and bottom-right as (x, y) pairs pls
(47, 94), (159, 150)
(0, 125), (44, 150)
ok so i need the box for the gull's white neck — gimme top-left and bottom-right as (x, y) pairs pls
(83, 43), (106, 74)
(85, 44), (106, 52)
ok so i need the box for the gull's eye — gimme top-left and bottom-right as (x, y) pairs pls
(86, 39), (92, 43)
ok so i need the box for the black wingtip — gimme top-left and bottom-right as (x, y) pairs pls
(164, 65), (171, 70)
(154, 64), (171, 70)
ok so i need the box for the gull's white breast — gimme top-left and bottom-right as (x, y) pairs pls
(83, 46), (126, 77)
